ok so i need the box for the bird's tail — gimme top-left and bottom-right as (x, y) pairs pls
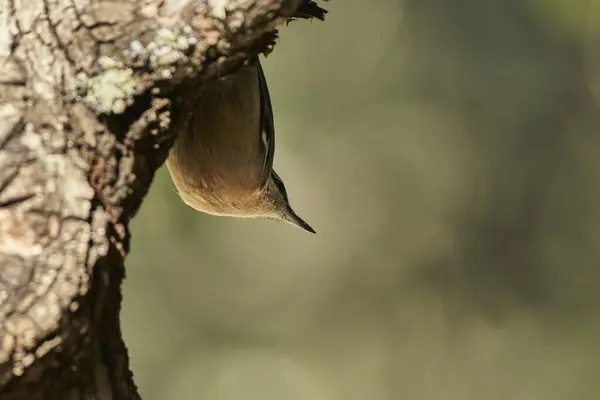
(292, 0), (328, 22)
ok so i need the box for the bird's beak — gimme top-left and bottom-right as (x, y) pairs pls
(284, 206), (316, 234)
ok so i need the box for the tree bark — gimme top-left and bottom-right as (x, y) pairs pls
(0, 0), (326, 398)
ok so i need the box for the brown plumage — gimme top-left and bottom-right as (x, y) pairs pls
(166, 59), (315, 233)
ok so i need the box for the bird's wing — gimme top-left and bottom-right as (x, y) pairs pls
(257, 58), (276, 189)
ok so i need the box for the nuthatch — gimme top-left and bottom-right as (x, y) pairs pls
(166, 58), (315, 233)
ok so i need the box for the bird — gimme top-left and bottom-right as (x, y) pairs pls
(165, 57), (316, 233)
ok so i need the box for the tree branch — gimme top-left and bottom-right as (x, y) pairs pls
(0, 0), (327, 398)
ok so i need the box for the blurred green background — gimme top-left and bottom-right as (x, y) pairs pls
(123, 0), (600, 399)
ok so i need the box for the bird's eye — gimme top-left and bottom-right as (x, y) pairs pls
(271, 171), (289, 202)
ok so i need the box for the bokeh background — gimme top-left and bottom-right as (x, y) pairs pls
(123, 1), (600, 399)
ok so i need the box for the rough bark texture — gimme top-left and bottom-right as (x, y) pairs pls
(0, 0), (326, 398)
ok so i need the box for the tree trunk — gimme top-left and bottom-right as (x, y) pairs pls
(0, 0), (325, 398)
